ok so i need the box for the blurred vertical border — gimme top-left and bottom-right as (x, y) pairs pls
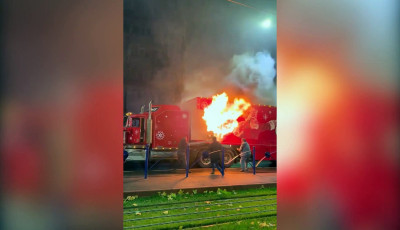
(277, 0), (400, 229)
(1, 0), (123, 229)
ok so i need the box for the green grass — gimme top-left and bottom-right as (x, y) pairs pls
(123, 185), (276, 229)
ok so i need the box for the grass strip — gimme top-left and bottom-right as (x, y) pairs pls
(124, 193), (276, 209)
(124, 199), (275, 220)
(184, 215), (277, 230)
(125, 203), (276, 222)
(124, 186), (277, 229)
(124, 209), (276, 229)
(124, 196), (276, 214)
(157, 213), (277, 230)
(124, 186), (276, 208)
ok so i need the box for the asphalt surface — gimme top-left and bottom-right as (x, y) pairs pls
(123, 163), (276, 196)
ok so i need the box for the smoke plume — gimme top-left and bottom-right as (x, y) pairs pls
(181, 51), (276, 106)
(227, 51), (276, 105)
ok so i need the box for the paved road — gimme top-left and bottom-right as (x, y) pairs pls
(123, 167), (276, 196)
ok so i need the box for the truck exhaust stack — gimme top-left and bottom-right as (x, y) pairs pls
(146, 100), (152, 144)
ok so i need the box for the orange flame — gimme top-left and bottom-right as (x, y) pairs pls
(202, 92), (251, 140)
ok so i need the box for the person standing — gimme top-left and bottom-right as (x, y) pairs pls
(238, 138), (251, 172)
(177, 137), (191, 173)
(207, 136), (223, 175)
(123, 150), (128, 163)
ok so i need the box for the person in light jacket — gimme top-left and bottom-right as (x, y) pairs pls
(238, 138), (251, 172)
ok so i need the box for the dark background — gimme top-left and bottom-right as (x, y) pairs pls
(123, 0), (276, 113)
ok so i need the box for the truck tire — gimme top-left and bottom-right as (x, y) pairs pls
(197, 147), (235, 168)
(223, 149), (235, 168)
(197, 147), (211, 168)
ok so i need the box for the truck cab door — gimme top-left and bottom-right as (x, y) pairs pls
(130, 118), (142, 144)
(124, 117), (142, 144)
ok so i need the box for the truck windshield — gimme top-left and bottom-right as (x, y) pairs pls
(124, 117), (140, 127)
(132, 118), (140, 127)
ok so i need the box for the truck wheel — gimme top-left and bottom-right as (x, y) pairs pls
(198, 151), (211, 168)
(197, 148), (235, 168)
(223, 150), (234, 168)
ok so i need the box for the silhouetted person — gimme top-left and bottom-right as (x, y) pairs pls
(177, 137), (191, 173)
(207, 136), (223, 175)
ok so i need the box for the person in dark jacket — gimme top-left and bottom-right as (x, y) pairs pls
(123, 150), (128, 163)
(207, 136), (223, 175)
(177, 137), (191, 172)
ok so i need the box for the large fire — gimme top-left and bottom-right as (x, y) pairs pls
(202, 92), (251, 139)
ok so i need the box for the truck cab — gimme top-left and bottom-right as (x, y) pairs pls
(124, 113), (146, 146)
(124, 103), (190, 162)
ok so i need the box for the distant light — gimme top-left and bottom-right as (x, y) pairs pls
(262, 19), (272, 28)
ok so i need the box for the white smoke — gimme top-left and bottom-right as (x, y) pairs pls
(227, 51), (276, 105)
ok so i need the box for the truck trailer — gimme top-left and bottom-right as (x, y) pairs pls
(123, 97), (276, 168)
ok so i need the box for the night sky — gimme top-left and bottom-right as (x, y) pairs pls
(124, 0), (276, 113)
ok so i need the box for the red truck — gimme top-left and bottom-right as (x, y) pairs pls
(123, 97), (276, 167)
